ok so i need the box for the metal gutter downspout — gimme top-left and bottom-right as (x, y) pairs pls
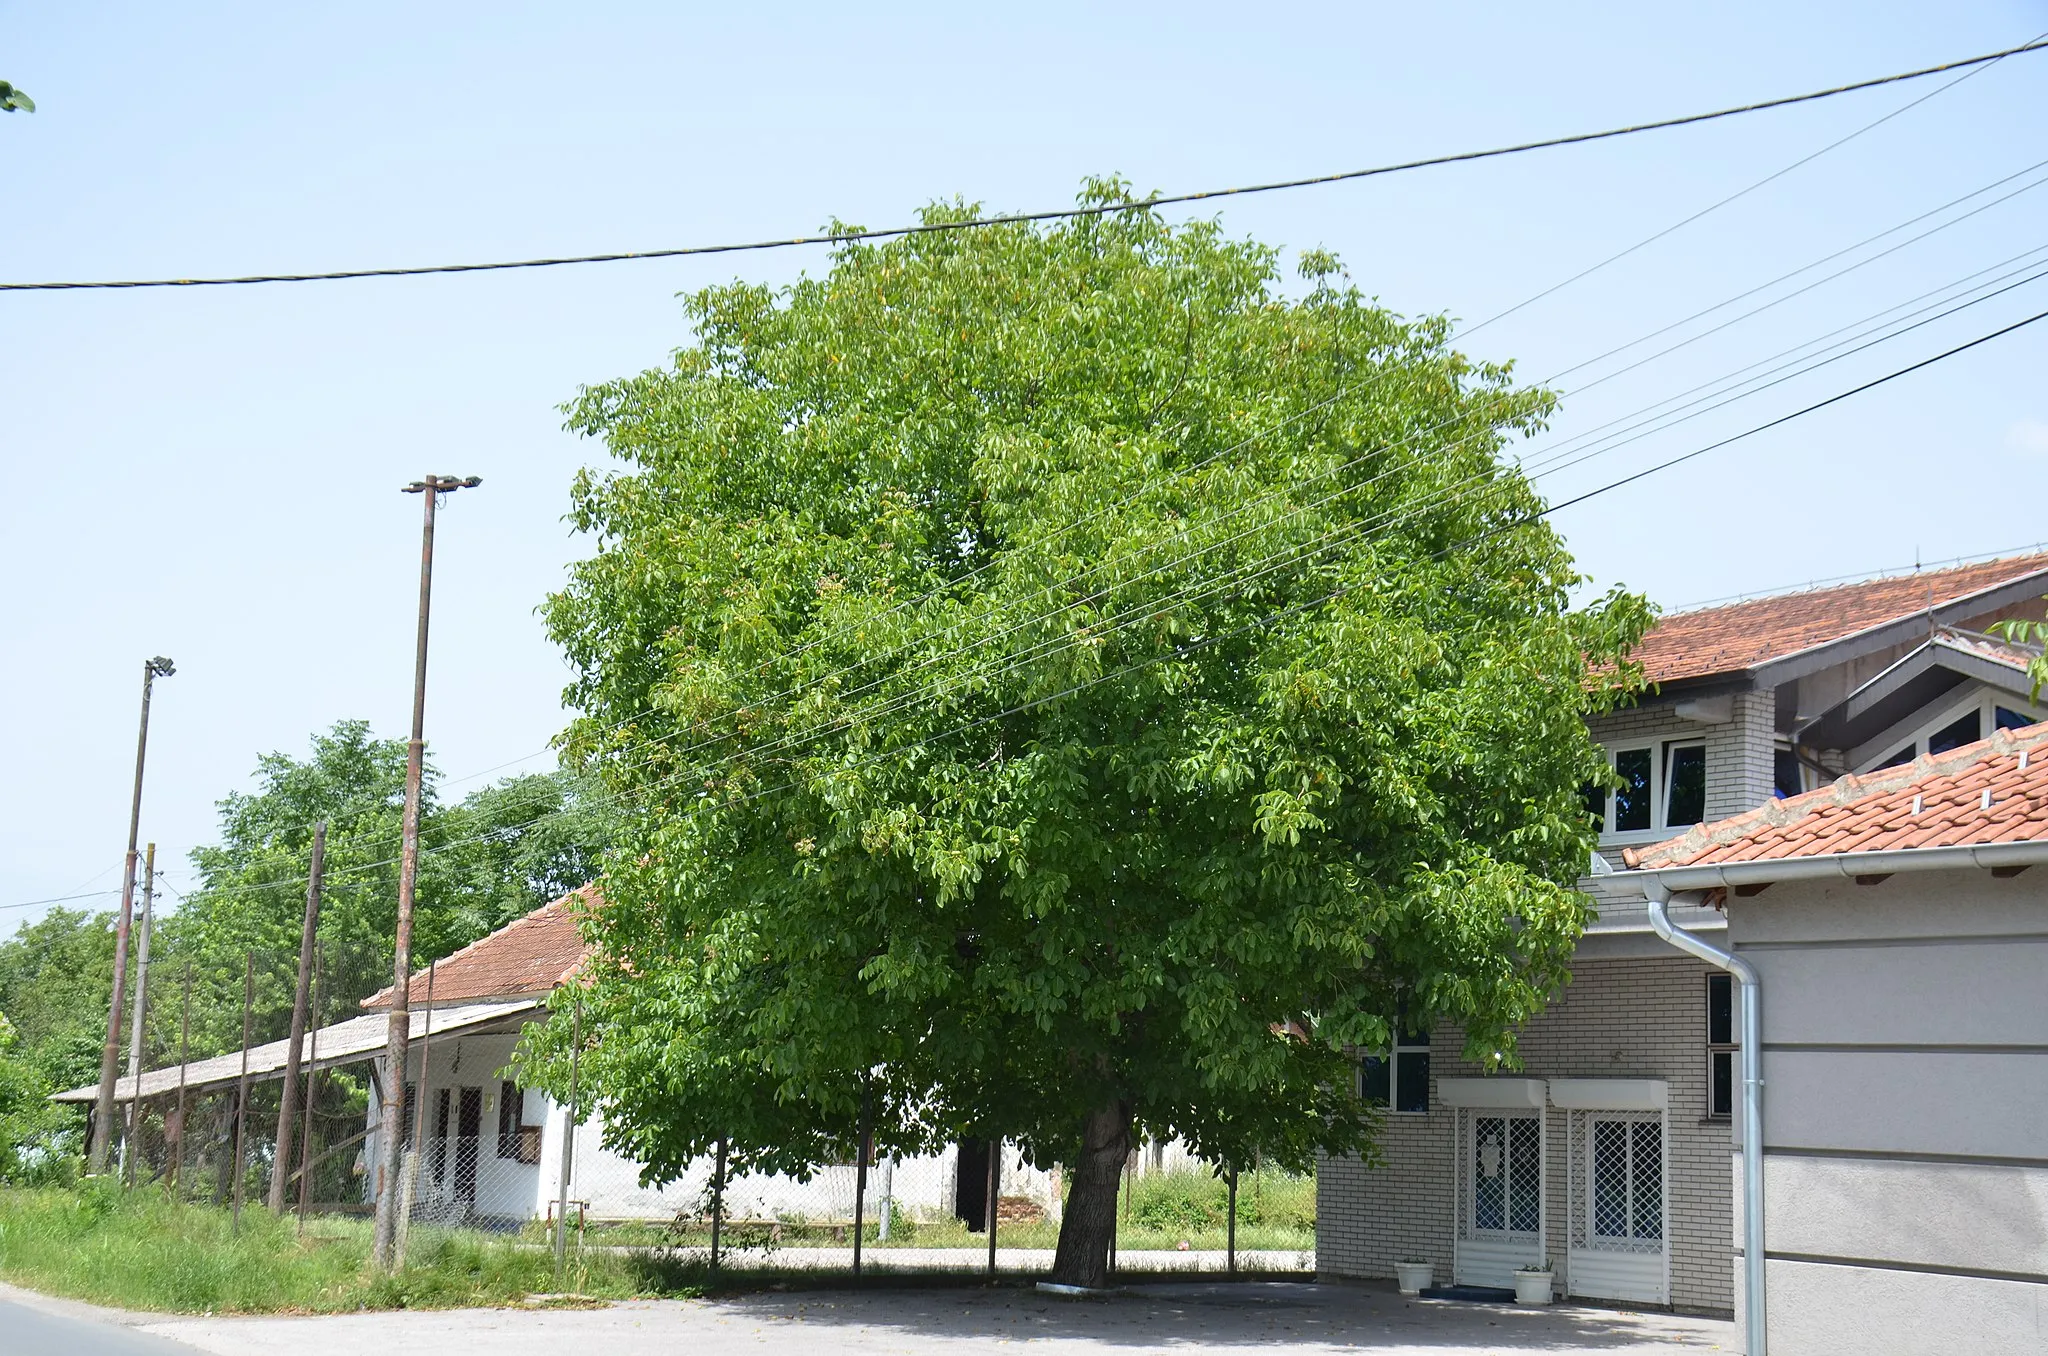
(1646, 882), (1766, 1356)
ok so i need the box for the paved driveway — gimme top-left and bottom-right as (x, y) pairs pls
(126, 1281), (1734, 1355)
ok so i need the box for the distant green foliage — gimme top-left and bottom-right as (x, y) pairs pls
(0, 721), (615, 1144)
(0, 1018), (71, 1185)
(1124, 1167), (1314, 1235)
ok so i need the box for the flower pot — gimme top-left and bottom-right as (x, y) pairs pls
(1513, 1270), (1554, 1305)
(1395, 1261), (1433, 1295)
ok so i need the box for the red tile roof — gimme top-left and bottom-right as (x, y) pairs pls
(1631, 553), (2048, 685)
(1623, 721), (2048, 870)
(362, 887), (594, 1009)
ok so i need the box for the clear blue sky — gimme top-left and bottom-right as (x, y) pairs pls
(4, 2), (2046, 931)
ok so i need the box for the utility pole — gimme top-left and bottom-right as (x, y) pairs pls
(121, 843), (158, 1187)
(373, 473), (480, 1270)
(270, 822), (325, 1211)
(90, 655), (174, 1175)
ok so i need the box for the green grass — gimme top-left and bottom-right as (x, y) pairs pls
(0, 1183), (697, 1313)
(0, 1168), (1315, 1313)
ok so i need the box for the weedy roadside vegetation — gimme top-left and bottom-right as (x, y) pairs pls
(0, 1182), (697, 1312)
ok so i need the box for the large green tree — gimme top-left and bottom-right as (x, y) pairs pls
(535, 182), (1649, 1286)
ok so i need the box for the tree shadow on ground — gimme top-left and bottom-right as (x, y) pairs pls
(667, 1277), (1733, 1351)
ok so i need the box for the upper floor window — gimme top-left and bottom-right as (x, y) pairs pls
(1585, 739), (1706, 839)
(1361, 1018), (1431, 1115)
(1860, 691), (2046, 773)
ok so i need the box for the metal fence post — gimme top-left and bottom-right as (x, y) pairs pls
(852, 1092), (869, 1278)
(710, 1136), (728, 1270)
(553, 992), (580, 1288)
(985, 1137), (1000, 1277)
(1227, 1165), (1239, 1276)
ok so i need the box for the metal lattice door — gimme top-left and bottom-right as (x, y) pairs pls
(1453, 1109), (1545, 1287)
(1566, 1110), (1667, 1303)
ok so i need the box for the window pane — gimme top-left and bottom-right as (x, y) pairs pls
(1613, 748), (1653, 831)
(1877, 743), (1915, 769)
(1473, 1118), (1506, 1231)
(1583, 780), (1608, 827)
(1360, 1056), (1389, 1107)
(1774, 748), (1803, 799)
(1507, 1118), (1542, 1233)
(1929, 710), (1981, 755)
(1592, 1120), (1628, 1238)
(1396, 1051), (1430, 1114)
(1995, 706), (2035, 732)
(1711, 1051), (1734, 1119)
(1707, 973), (1732, 1046)
(1666, 744), (1706, 827)
(1397, 1021), (1431, 1050)
(1630, 1121), (1663, 1240)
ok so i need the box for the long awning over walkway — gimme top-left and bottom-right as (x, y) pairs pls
(50, 998), (540, 1104)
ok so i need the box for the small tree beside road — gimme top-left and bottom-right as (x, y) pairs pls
(534, 182), (1651, 1287)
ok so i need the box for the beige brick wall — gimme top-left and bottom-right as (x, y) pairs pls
(1317, 955), (1734, 1316)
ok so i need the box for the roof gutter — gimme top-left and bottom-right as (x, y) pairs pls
(1629, 838), (2048, 893)
(1643, 883), (1767, 1356)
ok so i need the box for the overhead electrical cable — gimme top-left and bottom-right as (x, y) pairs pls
(88, 274), (2048, 916)
(436, 66), (2034, 790)
(2, 38), (2043, 293)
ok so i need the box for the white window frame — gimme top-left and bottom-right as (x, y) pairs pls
(1359, 1025), (1432, 1116)
(1850, 688), (2048, 774)
(1705, 973), (1736, 1121)
(1592, 738), (1709, 845)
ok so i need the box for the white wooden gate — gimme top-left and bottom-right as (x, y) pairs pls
(1565, 1109), (1668, 1304)
(1453, 1108), (1546, 1287)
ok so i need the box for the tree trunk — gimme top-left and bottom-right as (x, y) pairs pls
(1049, 1098), (1133, 1289)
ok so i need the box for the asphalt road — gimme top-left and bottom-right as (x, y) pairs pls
(2, 1296), (197, 1356)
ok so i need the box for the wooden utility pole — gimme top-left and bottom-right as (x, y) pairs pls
(269, 822), (326, 1211)
(373, 473), (480, 1270)
(169, 963), (192, 1191)
(90, 656), (174, 1173)
(230, 951), (254, 1229)
(121, 842), (158, 1187)
(297, 944), (324, 1229)
(394, 962), (439, 1267)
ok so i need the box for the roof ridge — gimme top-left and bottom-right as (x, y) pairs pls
(361, 884), (596, 1008)
(1659, 550), (2048, 624)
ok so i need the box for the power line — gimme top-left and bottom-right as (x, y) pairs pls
(3, 291), (2026, 923)
(433, 68), (2033, 789)
(694, 299), (2048, 819)
(4, 39), (2044, 294)
(32, 244), (2039, 917)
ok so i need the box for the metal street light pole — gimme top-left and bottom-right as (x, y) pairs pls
(89, 656), (174, 1175)
(372, 473), (480, 1270)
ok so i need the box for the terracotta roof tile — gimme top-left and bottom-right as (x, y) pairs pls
(362, 886), (596, 1009)
(1630, 553), (2048, 685)
(1624, 722), (2048, 870)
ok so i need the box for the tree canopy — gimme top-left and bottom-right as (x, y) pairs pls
(532, 181), (1651, 1285)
